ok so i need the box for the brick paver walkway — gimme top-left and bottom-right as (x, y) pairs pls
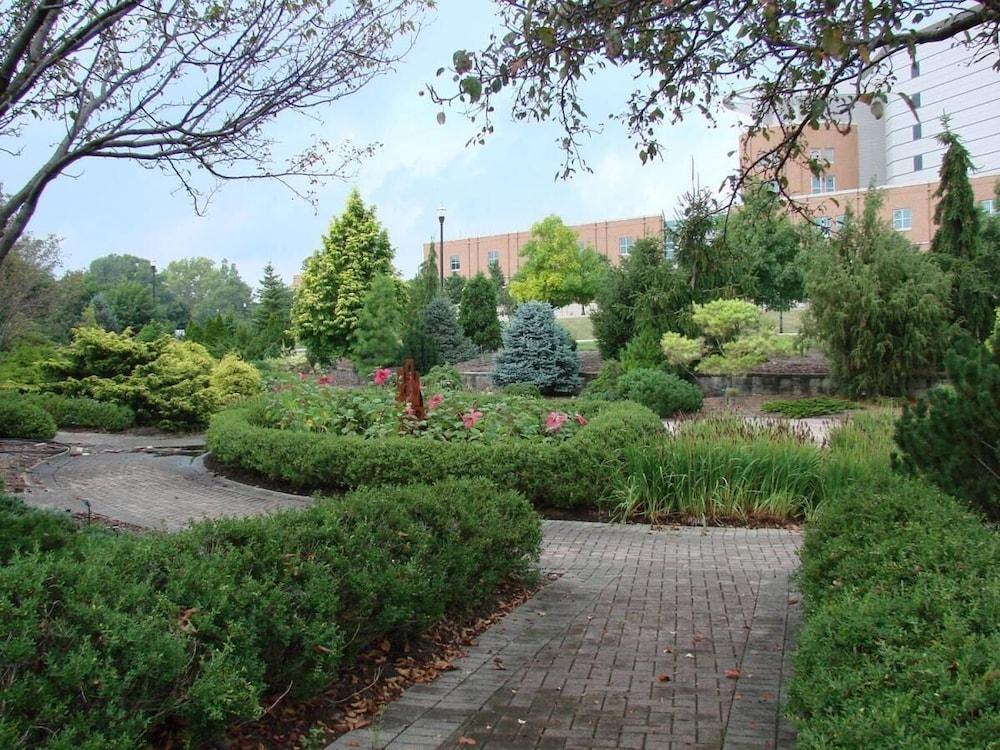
(25, 431), (309, 529)
(22, 433), (803, 749)
(331, 523), (801, 750)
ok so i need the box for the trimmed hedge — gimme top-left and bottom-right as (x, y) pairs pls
(21, 392), (134, 431)
(788, 478), (1000, 748)
(617, 367), (704, 416)
(207, 400), (665, 508)
(0, 396), (57, 439)
(0, 479), (541, 749)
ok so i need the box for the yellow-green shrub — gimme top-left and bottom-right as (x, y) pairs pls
(210, 354), (263, 406)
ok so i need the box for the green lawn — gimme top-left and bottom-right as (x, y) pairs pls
(762, 307), (805, 334)
(558, 317), (594, 341)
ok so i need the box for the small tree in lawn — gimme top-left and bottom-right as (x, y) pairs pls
(493, 302), (581, 395)
(423, 296), (476, 364)
(350, 274), (403, 374)
(459, 273), (502, 355)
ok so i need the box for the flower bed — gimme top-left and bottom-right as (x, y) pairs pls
(207, 386), (665, 508)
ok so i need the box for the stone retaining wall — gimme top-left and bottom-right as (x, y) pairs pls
(695, 372), (940, 398)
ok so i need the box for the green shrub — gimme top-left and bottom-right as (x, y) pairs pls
(691, 299), (765, 345)
(0, 339), (58, 391)
(207, 399), (663, 508)
(0, 494), (78, 563)
(52, 331), (224, 431)
(582, 360), (624, 401)
(502, 382), (542, 397)
(422, 364), (464, 392)
(0, 479), (541, 749)
(617, 368), (703, 417)
(19, 392), (135, 431)
(788, 479), (1000, 748)
(762, 397), (855, 419)
(210, 353), (263, 406)
(619, 326), (668, 372)
(492, 302), (581, 395)
(660, 331), (704, 368)
(0, 396), (57, 439)
(895, 340), (1000, 521)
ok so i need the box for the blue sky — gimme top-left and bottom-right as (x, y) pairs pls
(14, 0), (741, 287)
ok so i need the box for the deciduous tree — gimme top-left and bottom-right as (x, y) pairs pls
(431, 1), (998, 191)
(509, 215), (607, 310)
(0, 0), (431, 266)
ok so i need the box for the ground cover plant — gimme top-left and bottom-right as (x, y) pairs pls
(761, 397), (855, 419)
(0, 479), (541, 749)
(207, 384), (664, 508)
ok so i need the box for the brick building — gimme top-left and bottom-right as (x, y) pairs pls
(738, 38), (1000, 246)
(423, 214), (668, 280)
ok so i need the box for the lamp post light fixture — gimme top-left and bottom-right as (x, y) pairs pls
(437, 206), (446, 292)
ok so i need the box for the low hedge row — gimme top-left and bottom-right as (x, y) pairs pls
(0, 391), (135, 435)
(206, 400), (666, 508)
(788, 478), (1000, 748)
(0, 479), (541, 748)
(0, 396), (57, 439)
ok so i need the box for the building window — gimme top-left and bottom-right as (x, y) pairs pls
(487, 250), (500, 266)
(913, 154), (923, 171)
(811, 175), (821, 194)
(912, 123), (922, 140)
(911, 92), (921, 108)
(619, 236), (634, 256)
(816, 216), (832, 236)
(450, 255), (460, 272)
(824, 175), (836, 192)
(835, 215), (846, 230)
(911, 60), (920, 78)
(980, 199), (998, 215)
(809, 148), (821, 161)
(824, 147), (835, 163)
(893, 208), (913, 231)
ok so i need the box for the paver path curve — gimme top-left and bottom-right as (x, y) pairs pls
(23, 432), (802, 750)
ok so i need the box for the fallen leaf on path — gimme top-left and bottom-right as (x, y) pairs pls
(656, 674), (671, 682)
(458, 738), (477, 746)
(725, 668), (741, 679)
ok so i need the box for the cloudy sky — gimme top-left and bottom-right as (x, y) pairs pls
(13, 0), (742, 287)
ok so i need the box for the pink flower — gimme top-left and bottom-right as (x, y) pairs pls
(373, 367), (393, 386)
(575, 413), (587, 426)
(317, 374), (334, 386)
(298, 372), (306, 381)
(462, 409), (484, 429)
(428, 393), (444, 411)
(546, 411), (568, 432)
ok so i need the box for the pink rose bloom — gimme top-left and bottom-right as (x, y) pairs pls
(462, 409), (484, 429)
(373, 367), (393, 386)
(428, 393), (445, 411)
(546, 411), (568, 431)
(575, 413), (587, 426)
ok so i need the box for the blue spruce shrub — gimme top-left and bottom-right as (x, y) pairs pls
(492, 302), (582, 395)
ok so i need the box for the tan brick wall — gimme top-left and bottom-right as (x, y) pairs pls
(798, 174), (999, 249)
(424, 215), (665, 280)
(741, 124), (861, 195)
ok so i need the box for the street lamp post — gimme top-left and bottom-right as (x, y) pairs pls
(437, 206), (446, 292)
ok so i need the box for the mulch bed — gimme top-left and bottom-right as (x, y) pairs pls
(209, 575), (558, 750)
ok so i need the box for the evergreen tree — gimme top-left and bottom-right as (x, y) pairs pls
(929, 129), (997, 341)
(803, 191), (951, 396)
(671, 188), (747, 301)
(410, 241), (441, 313)
(492, 302), (581, 394)
(252, 262), (294, 355)
(459, 272), (502, 353)
(444, 273), (466, 304)
(423, 296), (476, 364)
(350, 274), (403, 373)
(292, 189), (395, 364)
(488, 260), (515, 317)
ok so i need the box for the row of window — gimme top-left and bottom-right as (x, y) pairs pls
(446, 235), (641, 272)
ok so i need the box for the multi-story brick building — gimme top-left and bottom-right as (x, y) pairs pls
(423, 214), (668, 280)
(738, 38), (1000, 246)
